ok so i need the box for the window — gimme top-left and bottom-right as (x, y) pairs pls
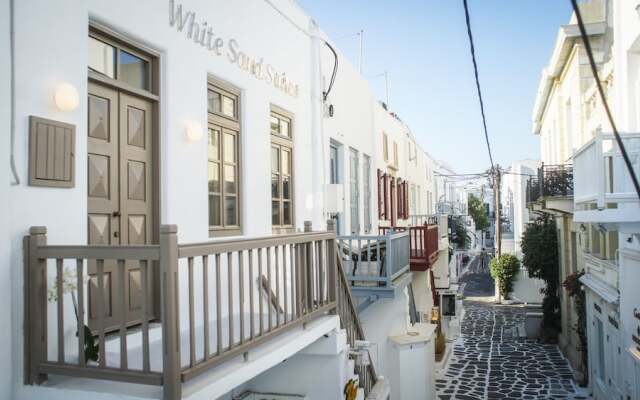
(271, 108), (294, 231)
(393, 142), (398, 167)
(208, 80), (241, 236)
(349, 148), (360, 234)
(88, 31), (151, 90)
(330, 143), (342, 234)
(363, 155), (372, 233)
(383, 133), (389, 161)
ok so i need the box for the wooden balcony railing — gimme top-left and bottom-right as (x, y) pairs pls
(24, 222), (374, 399)
(379, 224), (439, 272)
(336, 231), (410, 293)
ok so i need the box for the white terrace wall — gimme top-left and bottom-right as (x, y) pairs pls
(1, 0), (14, 397)
(5, 0), (321, 396)
(321, 44), (377, 236)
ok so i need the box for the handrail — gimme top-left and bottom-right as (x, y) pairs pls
(36, 245), (160, 260)
(335, 243), (377, 395)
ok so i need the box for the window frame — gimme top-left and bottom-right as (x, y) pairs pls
(88, 28), (154, 94)
(363, 154), (372, 233)
(208, 77), (242, 237)
(383, 133), (389, 162)
(270, 105), (295, 233)
(349, 147), (360, 234)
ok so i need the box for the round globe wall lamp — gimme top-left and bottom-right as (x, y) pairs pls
(185, 120), (203, 142)
(54, 82), (79, 112)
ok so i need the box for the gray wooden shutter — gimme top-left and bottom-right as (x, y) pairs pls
(29, 116), (75, 188)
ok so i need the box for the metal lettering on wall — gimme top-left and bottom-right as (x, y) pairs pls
(169, 0), (300, 98)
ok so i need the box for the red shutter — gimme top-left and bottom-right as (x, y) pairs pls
(390, 177), (396, 226)
(396, 178), (402, 222)
(377, 169), (383, 219)
(384, 173), (389, 220)
(404, 182), (409, 219)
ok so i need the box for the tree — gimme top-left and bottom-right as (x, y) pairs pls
(490, 254), (520, 299)
(468, 194), (489, 231)
(454, 221), (467, 248)
(522, 214), (561, 342)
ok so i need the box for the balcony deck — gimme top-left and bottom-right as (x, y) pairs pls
(337, 231), (411, 300)
(379, 224), (439, 272)
(573, 131), (640, 224)
(526, 164), (574, 213)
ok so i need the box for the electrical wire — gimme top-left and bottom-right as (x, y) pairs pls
(462, 0), (495, 172)
(570, 0), (640, 202)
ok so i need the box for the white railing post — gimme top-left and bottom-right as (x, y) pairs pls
(326, 220), (337, 306)
(25, 226), (48, 385)
(596, 133), (606, 209)
(160, 225), (181, 400)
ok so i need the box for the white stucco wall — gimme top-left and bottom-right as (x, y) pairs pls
(1, 0), (14, 397)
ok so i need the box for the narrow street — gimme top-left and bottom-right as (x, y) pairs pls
(435, 255), (588, 400)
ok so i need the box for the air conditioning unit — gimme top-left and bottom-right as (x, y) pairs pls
(325, 184), (345, 214)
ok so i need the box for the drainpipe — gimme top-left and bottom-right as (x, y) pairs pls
(9, 0), (20, 185)
(308, 20), (326, 230)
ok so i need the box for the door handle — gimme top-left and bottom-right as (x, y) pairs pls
(113, 211), (122, 217)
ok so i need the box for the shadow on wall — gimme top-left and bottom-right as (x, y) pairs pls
(511, 269), (545, 304)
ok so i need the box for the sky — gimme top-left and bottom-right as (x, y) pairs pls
(297, 0), (573, 174)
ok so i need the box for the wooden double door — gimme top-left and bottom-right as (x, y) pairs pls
(87, 81), (157, 332)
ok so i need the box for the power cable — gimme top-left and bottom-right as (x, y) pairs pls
(570, 0), (640, 202)
(462, 0), (495, 171)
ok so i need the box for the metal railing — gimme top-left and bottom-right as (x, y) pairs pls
(526, 177), (541, 204)
(335, 247), (377, 395)
(574, 131), (640, 209)
(409, 214), (439, 226)
(336, 231), (410, 290)
(538, 164), (574, 197)
(379, 224), (439, 272)
(24, 223), (349, 399)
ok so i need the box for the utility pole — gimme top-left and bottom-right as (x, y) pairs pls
(494, 165), (502, 258)
(358, 30), (364, 75)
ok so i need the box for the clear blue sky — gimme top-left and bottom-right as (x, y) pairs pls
(297, 0), (573, 173)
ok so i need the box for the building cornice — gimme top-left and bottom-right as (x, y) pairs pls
(532, 21), (607, 135)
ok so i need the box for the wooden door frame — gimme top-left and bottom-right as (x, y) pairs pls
(88, 21), (162, 320)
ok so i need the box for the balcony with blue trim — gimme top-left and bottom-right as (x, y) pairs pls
(336, 231), (411, 309)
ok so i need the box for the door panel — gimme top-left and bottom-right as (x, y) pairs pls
(87, 82), (156, 333)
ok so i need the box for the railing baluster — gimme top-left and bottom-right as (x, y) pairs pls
(140, 260), (150, 372)
(203, 255), (210, 361)
(249, 249), (255, 339)
(239, 251), (245, 343)
(56, 258), (64, 363)
(96, 259), (106, 368)
(188, 257), (195, 367)
(76, 258), (85, 367)
(258, 248), (264, 336)
(318, 241), (324, 306)
(275, 246), (280, 327)
(283, 245), (288, 323)
(291, 244), (298, 319)
(215, 253), (222, 355)
(267, 247), (272, 331)
(314, 241), (320, 309)
(118, 259), (127, 370)
(227, 252), (234, 349)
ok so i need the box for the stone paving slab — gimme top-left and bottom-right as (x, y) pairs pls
(436, 302), (589, 400)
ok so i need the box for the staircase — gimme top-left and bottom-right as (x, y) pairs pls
(335, 244), (379, 398)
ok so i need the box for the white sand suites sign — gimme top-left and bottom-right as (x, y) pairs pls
(169, 0), (300, 98)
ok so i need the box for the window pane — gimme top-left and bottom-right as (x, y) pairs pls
(209, 194), (221, 227)
(282, 176), (290, 200)
(208, 129), (220, 161)
(224, 165), (236, 194)
(224, 133), (236, 163)
(270, 116), (280, 133)
(222, 96), (235, 117)
(283, 201), (291, 225)
(224, 196), (237, 226)
(282, 149), (290, 175)
(208, 90), (221, 114)
(271, 174), (280, 198)
(208, 162), (220, 193)
(271, 147), (280, 172)
(272, 201), (280, 226)
(280, 118), (290, 137)
(88, 37), (116, 79)
(120, 50), (149, 89)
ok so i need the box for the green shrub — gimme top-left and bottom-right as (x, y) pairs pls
(522, 214), (561, 342)
(490, 254), (520, 299)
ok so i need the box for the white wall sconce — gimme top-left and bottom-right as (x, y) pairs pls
(185, 120), (203, 142)
(54, 82), (79, 112)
